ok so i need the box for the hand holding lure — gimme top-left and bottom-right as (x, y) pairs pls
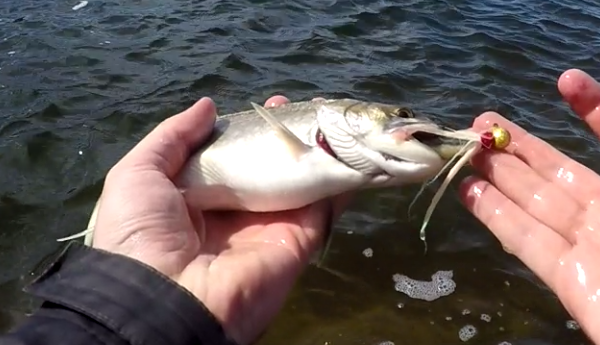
(415, 123), (511, 252)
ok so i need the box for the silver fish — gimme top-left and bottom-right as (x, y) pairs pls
(58, 98), (473, 262)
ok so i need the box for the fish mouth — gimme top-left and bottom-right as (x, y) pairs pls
(380, 118), (476, 162)
(411, 130), (475, 160)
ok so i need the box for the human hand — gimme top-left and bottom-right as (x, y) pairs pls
(90, 95), (348, 345)
(460, 69), (600, 342)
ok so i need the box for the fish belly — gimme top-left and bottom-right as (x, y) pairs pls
(176, 133), (366, 212)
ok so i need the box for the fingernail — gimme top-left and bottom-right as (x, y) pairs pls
(461, 175), (478, 185)
(268, 102), (277, 108)
(460, 176), (485, 198)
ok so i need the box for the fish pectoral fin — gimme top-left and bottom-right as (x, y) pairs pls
(250, 102), (311, 159)
(56, 227), (94, 242)
(56, 196), (101, 246)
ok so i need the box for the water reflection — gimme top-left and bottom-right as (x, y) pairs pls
(1, 0), (600, 343)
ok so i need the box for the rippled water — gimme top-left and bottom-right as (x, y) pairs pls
(1, 0), (599, 343)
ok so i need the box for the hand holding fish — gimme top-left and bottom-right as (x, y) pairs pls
(56, 87), (495, 344)
(461, 68), (600, 343)
(45, 69), (600, 345)
(88, 95), (347, 345)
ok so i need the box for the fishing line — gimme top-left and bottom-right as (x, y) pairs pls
(418, 140), (480, 252)
(407, 124), (511, 253)
(407, 136), (478, 218)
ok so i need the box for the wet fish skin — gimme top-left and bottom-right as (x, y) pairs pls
(174, 98), (462, 212)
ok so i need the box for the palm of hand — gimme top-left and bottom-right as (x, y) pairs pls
(461, 69), (600, 341)
(91, 96), (332, 345)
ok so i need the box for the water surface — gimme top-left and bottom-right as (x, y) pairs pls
(1, 0), (599, 344)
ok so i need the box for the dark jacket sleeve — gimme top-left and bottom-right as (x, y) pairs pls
(0, 243), (239, 345)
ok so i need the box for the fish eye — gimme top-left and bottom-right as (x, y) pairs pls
(392, 107), (414, 118)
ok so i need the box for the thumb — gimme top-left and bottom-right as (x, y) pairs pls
(557, 69), (600, 138)
(117, 97), (217, 177)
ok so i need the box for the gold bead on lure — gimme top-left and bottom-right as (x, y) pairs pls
(490, 123), (511, 150)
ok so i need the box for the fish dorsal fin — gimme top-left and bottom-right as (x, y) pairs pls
(250, 102), (311, 159)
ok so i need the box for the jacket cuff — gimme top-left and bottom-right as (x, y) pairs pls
(24, 242), (239, 345)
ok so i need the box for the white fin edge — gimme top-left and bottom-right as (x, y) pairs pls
(250, 102), (311, 159)
(56, 197), (100, 246)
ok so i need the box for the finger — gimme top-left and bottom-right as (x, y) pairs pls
(117, 97), (217, 178)
(472, 112), (600, 208)
(459, 176), (570, 290)
(557, 69), (600, 136)
(264, 95), (290, 108)
(472, 149), (584, 245)
(330, 191), (354, 220)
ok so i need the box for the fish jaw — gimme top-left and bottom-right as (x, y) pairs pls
(357, 127), (476, 188)
(314, 103), (474, 187)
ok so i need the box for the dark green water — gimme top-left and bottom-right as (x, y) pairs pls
(1, 0), (599, 344)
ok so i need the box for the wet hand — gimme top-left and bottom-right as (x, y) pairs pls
(91, 95), (345, 345)
(460, 69), (600, 342)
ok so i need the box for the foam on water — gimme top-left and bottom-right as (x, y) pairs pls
(392, 270), (456, 301)
(458, 324), (478, 342)
(566, 320), (580, 330)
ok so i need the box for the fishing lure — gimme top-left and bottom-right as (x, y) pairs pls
(413, 123), (511, 252)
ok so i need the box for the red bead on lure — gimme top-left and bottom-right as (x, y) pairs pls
(480, 123), (512, 150)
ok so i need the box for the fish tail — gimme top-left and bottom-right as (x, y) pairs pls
(56, 197), (101, 246)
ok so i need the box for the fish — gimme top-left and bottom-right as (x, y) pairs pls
(57, 98), (481, 264)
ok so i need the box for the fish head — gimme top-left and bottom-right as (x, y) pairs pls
(316, 100), (477, 183)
